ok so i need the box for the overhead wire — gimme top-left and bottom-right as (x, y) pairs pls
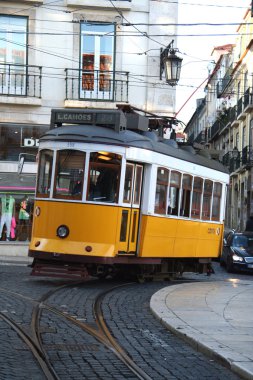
(1, 0), (250, 113)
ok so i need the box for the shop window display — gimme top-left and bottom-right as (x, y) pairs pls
(0, 194), (33, 242)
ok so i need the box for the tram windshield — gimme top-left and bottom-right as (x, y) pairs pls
(37, 150), (54, 197)
(54, 150), (85, 199)
(87, 152), (121, 203)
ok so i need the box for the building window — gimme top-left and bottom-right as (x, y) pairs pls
(242, 126), (246, 148)
(80, 23), (115, 100)
(0, 15), (28, 95)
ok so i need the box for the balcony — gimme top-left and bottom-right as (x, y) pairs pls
(0, 63), (42, 98)
(244, 87), (253, 112)
(237, 96), (246, 120)
(65, 68), (129, 103)
(194, 130), (206, 144)
(241, 146), (253, 167)
(208, 112), (230, 142)
(187, 133), (194, 144)
(222, 148), (253, 173)
(230, 105), (239, 127)
(217, 64), (234, 97)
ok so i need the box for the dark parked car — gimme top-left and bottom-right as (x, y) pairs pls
(221, 232), (253, 273)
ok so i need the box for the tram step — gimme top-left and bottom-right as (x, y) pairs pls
(31, 263), (89, 280)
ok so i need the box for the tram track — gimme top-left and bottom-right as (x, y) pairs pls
(37, 281), (153, 380)
(0, 311), (58, 380)
(0, 266), (244, 380)
(0, 280), (154, 379)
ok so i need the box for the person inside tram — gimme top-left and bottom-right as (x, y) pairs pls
(88, 168), (118, 202)
(72, 180), (82, 195)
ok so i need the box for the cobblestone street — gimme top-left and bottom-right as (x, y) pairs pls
(0, 264), (245, 379)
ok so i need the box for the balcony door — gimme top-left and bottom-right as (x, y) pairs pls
(0, 16), (27, 96)
(80, 23), (115, 100)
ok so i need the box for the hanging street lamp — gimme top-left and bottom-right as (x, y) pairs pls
(160, 40), (183, 86)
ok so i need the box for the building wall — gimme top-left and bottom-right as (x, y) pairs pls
(185, 6), (253, 231)
(0, 0), (179, 242)
(0, 0), (178, 125)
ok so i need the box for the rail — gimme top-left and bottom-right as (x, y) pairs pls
(65, 68), (129, 103)
(0, 63), (42, 97)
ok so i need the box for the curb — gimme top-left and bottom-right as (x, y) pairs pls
(150, 291), (253, 380)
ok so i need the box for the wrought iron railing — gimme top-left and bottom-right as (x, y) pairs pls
(244, 87), (253, 108)
(187, 133), (194, 144)
(209, 119), (220, 140)
(217, 64), (234, 96)
(194, 130), (206, 144)
(0, 63), (42, 98)
(241, 146), (253, 166)
(223, 147), (253, 173)
(230, 152), (241, 173)
(222, 152), (230, 167)
(237, 96), (243, 116)
(65, 68), (129, 103)
(230, 105), (237, 123)
(223, 150), (241, 173)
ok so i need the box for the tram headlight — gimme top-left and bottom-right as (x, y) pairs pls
(56, 225), (69, 238)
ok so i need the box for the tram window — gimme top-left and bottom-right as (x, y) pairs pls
(155, 167), (169, 214)
(212, 182), (222, 221)
(191, 177), (203, 219)
(123, 164), (134, 203)
(133, 165), (143, 205)
(202, 180), (213, 220)
(180, 174), (192, 217)
(54, 150), (85, 199)
(87, 152), (121, 203)
(168, 171), (181, 216)
(37, 150), (53, 197)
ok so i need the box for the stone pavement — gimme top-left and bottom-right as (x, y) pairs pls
(1, 246), (253, 379)
(150, 270), (253, 380)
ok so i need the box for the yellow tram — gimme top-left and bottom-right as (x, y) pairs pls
(28, 108), (229, 278)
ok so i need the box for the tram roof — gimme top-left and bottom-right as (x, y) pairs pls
(40, 124), (228, 174)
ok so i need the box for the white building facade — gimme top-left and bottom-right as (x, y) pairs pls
(0, 0), (179, 242)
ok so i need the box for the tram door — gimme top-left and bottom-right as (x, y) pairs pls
(118, 163), (143, 254)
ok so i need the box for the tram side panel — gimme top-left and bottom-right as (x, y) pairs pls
(138, 215), (224, 259)
(30, 200), (122, 258)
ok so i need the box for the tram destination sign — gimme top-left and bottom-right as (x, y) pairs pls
(50, 109), (126, 132)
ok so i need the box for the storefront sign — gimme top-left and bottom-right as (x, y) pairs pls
(23, 138), (39, 147)
(55, 111), (93, 124)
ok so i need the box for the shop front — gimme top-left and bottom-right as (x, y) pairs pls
(0, 123), (49, 243)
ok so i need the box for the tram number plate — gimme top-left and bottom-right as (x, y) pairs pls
(247, 264), (253, 268)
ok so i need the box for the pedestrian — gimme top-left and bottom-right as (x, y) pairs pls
(245, 215), (253, 232)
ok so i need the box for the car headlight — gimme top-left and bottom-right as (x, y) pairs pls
(56, 225), (69, 238)
(232, 254), (244, 262)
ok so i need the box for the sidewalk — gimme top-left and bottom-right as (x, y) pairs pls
(1, 247), (253, 379)
(150, 271), (253, 380)
(0, 242), (32, 265)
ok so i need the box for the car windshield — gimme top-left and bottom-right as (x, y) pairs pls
(233, 235), (253, 248)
